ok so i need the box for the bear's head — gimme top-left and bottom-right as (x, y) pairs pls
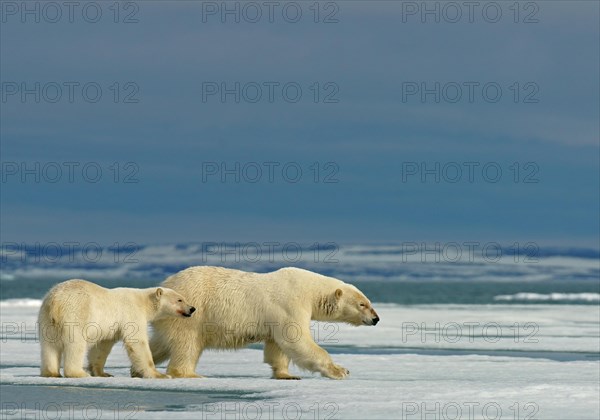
(154, 287), (196, 319)
(322, 285), (380, 326)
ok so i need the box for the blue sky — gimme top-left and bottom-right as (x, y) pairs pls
(1, 1), (598, 246)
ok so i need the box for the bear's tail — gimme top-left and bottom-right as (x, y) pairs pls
(38, 296), (62, 345)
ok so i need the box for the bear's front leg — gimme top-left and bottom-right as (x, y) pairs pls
(88, 340), (116, 377)
(124, 337), (170, 379)
(264, 339), (301, 380)
(322, 362), (350, 380)
(274, 326), (349, 380)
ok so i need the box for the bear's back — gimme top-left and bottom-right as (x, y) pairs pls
(162, 266), (317, 294)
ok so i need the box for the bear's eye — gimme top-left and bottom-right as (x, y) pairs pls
(177, 299), (182, 302)
(359, 303), (366, 307)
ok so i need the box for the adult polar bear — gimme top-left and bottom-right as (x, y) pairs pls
(149, 266), (380, 380)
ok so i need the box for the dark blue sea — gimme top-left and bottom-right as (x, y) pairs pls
(1, 243), (598, 304)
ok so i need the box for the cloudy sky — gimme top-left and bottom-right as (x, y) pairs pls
(1, 1), (598, 247)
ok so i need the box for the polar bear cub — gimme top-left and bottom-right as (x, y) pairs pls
(38, 279), (196, 378)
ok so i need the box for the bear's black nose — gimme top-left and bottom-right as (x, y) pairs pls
(372, 316), (380, 325)
(189, 307), (196, 314)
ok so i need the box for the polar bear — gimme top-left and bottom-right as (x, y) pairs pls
(148, 266), (380, 380)
(38, 279), (196, 378)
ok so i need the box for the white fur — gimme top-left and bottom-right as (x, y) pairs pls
(150, 266), (379, 380)
(38, 279), (195, 378)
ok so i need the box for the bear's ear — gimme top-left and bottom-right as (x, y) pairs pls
(335, 288), (343, 300)
(155, 288), (163, 299)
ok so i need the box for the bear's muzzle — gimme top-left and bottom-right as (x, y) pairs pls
(182, 307), (196, 317)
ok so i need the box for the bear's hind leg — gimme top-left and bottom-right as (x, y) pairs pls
(264, 339), (300, 380)
(63, 338), (90, 378)
(88, 340), (115, 377)
(40, 342), (62, 377)
(149, 329), (171, 366)
(166, 336), (204, 378)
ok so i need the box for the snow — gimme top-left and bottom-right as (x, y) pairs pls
(0, 298), (43, 308)
(1, 303), (598, 419)
(494, 292), (600, 302)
